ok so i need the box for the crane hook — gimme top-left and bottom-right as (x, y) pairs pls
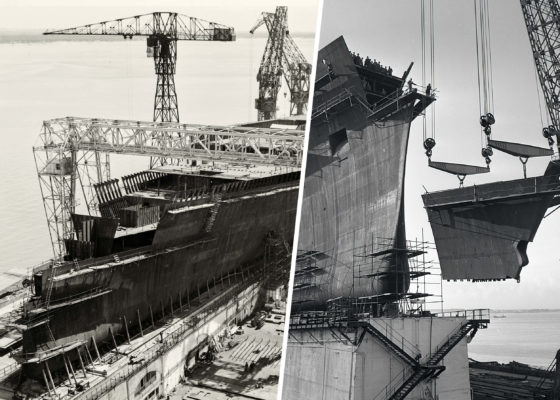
(480, 113), (495, 136)
(481, 146), (493, 166)
(543, 125), (556, 147)
(423, 138), (436, 159)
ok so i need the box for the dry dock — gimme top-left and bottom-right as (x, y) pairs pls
(1, 268), (279, 400)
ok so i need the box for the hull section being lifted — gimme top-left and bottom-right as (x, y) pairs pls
(422, 161), (560, 281)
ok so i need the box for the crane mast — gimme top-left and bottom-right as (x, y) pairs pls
(251, 7), (311, 121)
(45, 13), (234, 168)
(40, 13), (235, 258)
(45, 12), (234, 124)
(520, 0), (560, 152)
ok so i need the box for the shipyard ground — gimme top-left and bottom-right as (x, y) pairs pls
(169, 314), (285, 400)
(0, 272), (287, 400)
(470, 359), (557, 399)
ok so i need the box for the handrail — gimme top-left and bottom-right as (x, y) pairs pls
(311, 89), (355, 119)
(435, 308), (490, 322)
(423, 174), (560, 207)
(368, 318), (421, 360)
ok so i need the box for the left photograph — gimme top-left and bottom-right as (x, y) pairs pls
(0, 2), (317, 399)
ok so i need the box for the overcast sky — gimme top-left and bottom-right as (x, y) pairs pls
(0, 0), (319, 33)
(319, 0), (560, 310)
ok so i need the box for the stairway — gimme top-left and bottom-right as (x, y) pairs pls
(364, 324), (420, 367)
(388, 321), (476, 400)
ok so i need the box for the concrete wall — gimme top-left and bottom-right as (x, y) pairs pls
(283, 317), (471, 400)
(91, 283), (262, 400)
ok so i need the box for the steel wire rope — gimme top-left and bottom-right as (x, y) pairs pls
(430, 0), (436, 140)
(421, 0), (427, 142)
(474, 0), (484, 148)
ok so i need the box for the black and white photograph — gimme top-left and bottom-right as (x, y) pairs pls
(282, 1), (560, 399)
(0, 1), (318, 399)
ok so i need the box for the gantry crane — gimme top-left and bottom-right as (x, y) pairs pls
(34, 117), (305, 259)
(45, 12), (235, 124)
(520, 0), (560, 154)
(250, 6), (312, 121)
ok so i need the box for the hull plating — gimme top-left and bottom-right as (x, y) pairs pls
(21, 185), (298, 377)
(293, 37), (416, 310)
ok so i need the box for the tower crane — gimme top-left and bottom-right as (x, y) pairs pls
(250, 7), (312, 121)
(45, 12), (235, 124)
(520, 0), (560, 154)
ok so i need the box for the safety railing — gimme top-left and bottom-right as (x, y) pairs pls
(435, 308), (490, 322)
(0, 361), (20, 381)
(423, 174), (560, 208)
(368, 318), (421, 360)
(311, 88), (355, 119)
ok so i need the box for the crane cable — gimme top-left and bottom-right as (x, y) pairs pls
(421, 0), (437, 159)
(474, 0), (495, 165)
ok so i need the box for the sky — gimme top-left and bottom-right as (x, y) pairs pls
(319, 0), (560, 310)
(0, 0), (319, 34)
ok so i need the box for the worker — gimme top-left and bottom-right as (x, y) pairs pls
(408, 79), (414, 91)
(426, 83), (432, 96)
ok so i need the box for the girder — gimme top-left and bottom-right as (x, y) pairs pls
(44, 12), (235, 41)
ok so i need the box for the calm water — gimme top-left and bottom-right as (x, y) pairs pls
(469, 310), (560, 368)
(0, 32), (315, 279)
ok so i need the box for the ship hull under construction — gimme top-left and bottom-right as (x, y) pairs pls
(293, 36), (432, 311)
(18, 119), (303, 380)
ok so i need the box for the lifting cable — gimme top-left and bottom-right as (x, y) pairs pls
(421, 0), (437, 159)
(474, 0), (495, 165)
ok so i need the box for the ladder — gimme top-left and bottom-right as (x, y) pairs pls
(204, 193), (223, 232)
(44, 261), (60, 310)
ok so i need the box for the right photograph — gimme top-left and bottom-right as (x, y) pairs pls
(283, 0), (560, 399)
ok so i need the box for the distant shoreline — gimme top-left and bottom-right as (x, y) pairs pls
(0, 30), (316, 44)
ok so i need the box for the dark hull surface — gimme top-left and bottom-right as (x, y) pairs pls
(21, 184), (298, 377)
(292, 37), (431, 310)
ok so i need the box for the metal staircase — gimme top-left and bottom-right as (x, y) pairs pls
(364, 323), (420, 367)
(388, 320), (479, 400)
